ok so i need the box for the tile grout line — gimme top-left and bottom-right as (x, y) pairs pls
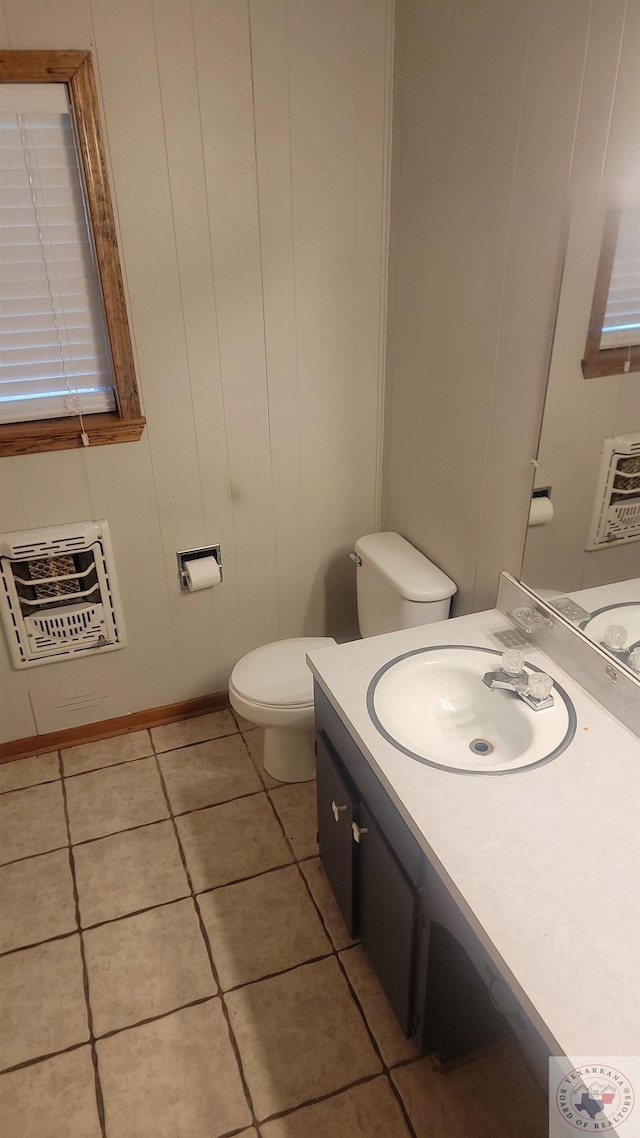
(386, 1072), (421, 1138)
(0, 926), (80, 962)
(0, 1038), (94, 1079)
(1, 764), (307, 949)
(333, 949), (420, 1138)
(255, 1068), (406, 1130)
(0, 840), (71, 872)
(58, 751), (108, 1138)
(152, 724), (239, 755)
(0, 720), (242, 795)
(235, 727), (422, 1135)
(61, 721), (243, 780)
(1, 719), (420, 1134)
(150, 744), (261, 1134)
(91, 993), (220, 1045)
(0, 782), (278, 874)
(235, 725), (421, 1136)
(261, 776), (305, 861)
(283, 797), (421, 1138)
(0, 775), (60, 799)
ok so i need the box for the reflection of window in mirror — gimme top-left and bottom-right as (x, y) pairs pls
(0, 51), (144, 457)
(582, 206), (640, 380)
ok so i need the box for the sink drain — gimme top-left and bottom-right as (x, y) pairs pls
(469, 738), (494, 756)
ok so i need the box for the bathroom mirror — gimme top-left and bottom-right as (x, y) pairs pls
(520, 195), (640, 671)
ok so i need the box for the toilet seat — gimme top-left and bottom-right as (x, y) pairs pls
(230, 636), (336, 709)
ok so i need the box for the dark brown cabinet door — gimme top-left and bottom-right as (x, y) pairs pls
(357, 802), (418, 1036)
(316, 730), (358, 935)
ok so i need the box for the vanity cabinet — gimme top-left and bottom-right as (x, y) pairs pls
(317, 729), (418, 1032)
(316, 732), (358, 936)
(356, 801), (419, 1035)
(314, 684), (519, 1062)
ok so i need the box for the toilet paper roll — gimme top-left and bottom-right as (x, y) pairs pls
(184, 556), (221, 591)
(528, 496), (554, 527)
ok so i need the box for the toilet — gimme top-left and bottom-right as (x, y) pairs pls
(229, 532), (456, 782)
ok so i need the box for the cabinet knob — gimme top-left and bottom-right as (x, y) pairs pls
(352, 822), (368, 843)
(331, 800), (347, 822)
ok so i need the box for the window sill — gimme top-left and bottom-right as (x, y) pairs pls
(0, 413), (146, 458)
(582, 348), (640, 379)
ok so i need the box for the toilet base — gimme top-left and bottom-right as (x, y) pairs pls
(264, 725), (316, 783)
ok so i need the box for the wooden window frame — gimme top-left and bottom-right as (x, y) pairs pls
(0, 50), (145, 457)
(582, 206), (640, 380)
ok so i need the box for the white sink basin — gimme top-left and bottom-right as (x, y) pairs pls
(367, 645), (576, 774)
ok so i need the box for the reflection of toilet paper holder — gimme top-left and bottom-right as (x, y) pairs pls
(528, 490), (553, 527)
(177, 545), (222, 591)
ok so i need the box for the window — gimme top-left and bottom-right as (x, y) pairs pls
(0, 51), (144, 456)
(582, 206), (640, 379)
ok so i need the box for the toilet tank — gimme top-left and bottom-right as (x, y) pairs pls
(354, 532), (457, 638)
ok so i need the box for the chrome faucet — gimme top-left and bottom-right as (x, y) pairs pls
(482, 650), (554, 711)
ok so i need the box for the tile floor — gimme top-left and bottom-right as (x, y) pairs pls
(0, 710), (547, 1137)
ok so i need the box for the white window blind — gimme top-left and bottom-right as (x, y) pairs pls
(600, 207), (640, 351)
(0, 84), (115, 424)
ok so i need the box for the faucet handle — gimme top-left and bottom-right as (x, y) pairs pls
(603, 625), (627, 650)
(502, 649), (525, 675)
(527, 672), (553, 702)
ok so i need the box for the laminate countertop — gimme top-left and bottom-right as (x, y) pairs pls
(307, 607), (640, 1068)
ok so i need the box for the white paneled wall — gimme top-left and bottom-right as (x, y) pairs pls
(0, 0), (392, 742)
(384, 0), (638, 615)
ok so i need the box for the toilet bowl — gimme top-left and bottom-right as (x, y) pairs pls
(229, 636), (336, 783)
(229, 533), (457, 783)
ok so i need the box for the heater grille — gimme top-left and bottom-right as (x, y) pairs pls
(586, 433), (640, 549)
(0, 521), (126, 668)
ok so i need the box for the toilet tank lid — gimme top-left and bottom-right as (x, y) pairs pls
(354, 532), (457, 602)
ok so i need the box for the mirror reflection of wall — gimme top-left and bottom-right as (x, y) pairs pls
(519, 5), (640, 671)
(522, 200), (640, 599)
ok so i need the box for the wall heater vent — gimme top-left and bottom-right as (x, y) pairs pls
(586, 432), (640, 550)
(0, 520), (126, 668)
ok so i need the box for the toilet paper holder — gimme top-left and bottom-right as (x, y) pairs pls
(177, 545), (222, 591)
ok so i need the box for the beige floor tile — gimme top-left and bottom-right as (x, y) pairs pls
(226, 956), (382, 1120)
(199, 865), (331, 989)
(0, 849), (77, 954)
(243, 729), (281, 789)
(340, 945), (417, 1067)
(85, 899), (216, 1036)
(0, 1046), (102, 1138)
(0, 753), (59, 794)
(74, 821), (189, 927)
(0, 935), (89, 1070)
(176, 793), (293, 893)
(391, 1047), (547, 1138)
(230, 709), (256, 732)
(62, 729), (153, 776)
(269, 782), (318, 860)
(151, 710), (237, 753)
(0, 782), (67, 866)
(159, 734), (261, 815)
(299, 857), (358, 950)
(97, 999), (252, 1138)
(66, 756), (168, 844)
(261, 1077), (413, 1137)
